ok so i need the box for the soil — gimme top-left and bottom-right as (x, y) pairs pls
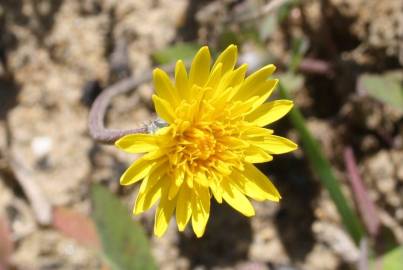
(0, 0), (402, 270)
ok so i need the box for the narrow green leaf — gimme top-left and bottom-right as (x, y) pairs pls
(152, 43), (200, 65)
(370, 246), (403, 270)
(91, 184), (157, 270)
(279, 83), (364, 244)
(359, 72), (403, 111)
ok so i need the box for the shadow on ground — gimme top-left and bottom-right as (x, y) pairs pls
(179, 201), (252, 268)
(264, 154), (320, 262)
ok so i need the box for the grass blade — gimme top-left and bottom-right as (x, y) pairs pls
(279, 83), (364, 244)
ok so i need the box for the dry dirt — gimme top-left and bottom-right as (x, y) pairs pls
(0, 0), (402, 270)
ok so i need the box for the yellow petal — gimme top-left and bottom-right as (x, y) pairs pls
(155, 126), (172, 136)
(252, 135), (298, 154)
(206, 63), (223, 88)
(222, 180), (255, 217)
(233, 64), (276, 100)
(210, 86), (234, 108)
(209, 175), (223, 203)
(194, 171), (209, 187)
(214, 64), (248, 100)
(154, 183), (176, 237)
(239, 163), (281, 201)
(168, 171), (184, 199)
(214, 160), (233, 176)
(139, 159), (167, 193)
(152, 94), (176, 123)
(120, 158), (153, 185)
(242, 163), (281, 201)
(231, 171), (266, 201)
(251, 79), (279, 108)
(244, 145), (273, 163)
(134, 177), (163, 214)
(143, 149), (166, 160)
(115, 134), (159, 153)
(241, 126), (273, 139)
(246, 100), (293, 126)
(175, 60), (189, 100)
(219, 136), (249, 149)
(176, 185), (192, 231)
(153, 68), (180, 106)
(189, 46), (211, 87)
(226, 97), (258, 118)
(187, 85), (204, 111)
(191, 184), (210, 237)
(212, 44), (237, 74)
(229, 63), (248, 87)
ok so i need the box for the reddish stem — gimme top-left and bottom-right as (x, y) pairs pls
(344, 146), (380, 237)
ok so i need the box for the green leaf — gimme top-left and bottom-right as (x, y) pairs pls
(152, 43), (201, 65)
(359, 72), (403, 111)
(278, 83), (364, 245)
(370, 246), (403, 270)
(91, 184), (157, 270)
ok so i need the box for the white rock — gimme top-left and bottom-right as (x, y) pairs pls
(31, 136), (53, 158)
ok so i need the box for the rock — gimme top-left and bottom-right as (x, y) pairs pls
(327, 0), (403, 63)
(11, 230), (100, 269)
(391, 150), (403, 182)
(376, 177), (396, 194)
(31, 136), (53, 159)
(300, 243), (339, 270)
(235, 261), (270, 270)
(395, 209), (403, 222)
(364, 151), (395, 193)
(386, 193), (401, 208)
(312, 221), (359, 263)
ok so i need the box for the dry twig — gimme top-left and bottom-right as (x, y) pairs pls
(88, 77), (148, 144)
(9, 151), (52, 226)
(298, 58), (334, 76)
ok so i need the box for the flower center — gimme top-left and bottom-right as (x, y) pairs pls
(165, 98), (249, 187)
(183, 126), (217, 161)
(168, 120), (231, 176)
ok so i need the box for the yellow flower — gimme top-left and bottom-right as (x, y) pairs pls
(115, 45), (297, 237)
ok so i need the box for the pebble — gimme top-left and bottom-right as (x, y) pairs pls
(395, 208), (403, 222)
(386, 193), (401, 207)
(366, 151), (394, 179)
(31, 136), (53, 159)
(391, 150), (403, 182)
(312, 221), (359, 263)
(376, 177), (396, 194)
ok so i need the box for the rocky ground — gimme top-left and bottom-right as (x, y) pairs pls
(0, 0), (402, 269)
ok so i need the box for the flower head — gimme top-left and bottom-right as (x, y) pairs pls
(115, 45), (297, 237)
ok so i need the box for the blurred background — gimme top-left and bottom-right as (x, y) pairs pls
(0, 0), (402, 269)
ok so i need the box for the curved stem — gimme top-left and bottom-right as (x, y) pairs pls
(88, 63), (175, 144)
